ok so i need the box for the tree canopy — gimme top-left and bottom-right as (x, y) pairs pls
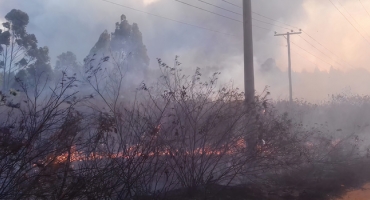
(0, 9), (52, 91)
(55, 51), (80, 71)
(88, 14), (149, 73)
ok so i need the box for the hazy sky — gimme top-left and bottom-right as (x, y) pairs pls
(1, 0), (370, 101)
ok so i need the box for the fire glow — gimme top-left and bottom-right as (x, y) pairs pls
(46, 138), (248, 165)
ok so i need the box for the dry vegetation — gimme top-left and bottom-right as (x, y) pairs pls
(0, 56), (369, 200)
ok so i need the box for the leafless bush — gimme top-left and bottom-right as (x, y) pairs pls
(270, 95), (370, 199)
(70, 55), (312, 199)
(0, 54), (366, 200)
(0, 71), (90, 199)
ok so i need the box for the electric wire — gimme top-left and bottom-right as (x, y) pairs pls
(281, 35), (335, 68)
(328, 0), (370, 45)
(175, 0), (292, 31)
(290, 40), (334, 67)
(253, 18), (291, 31)
(222, 0), (301, 30)
(252, 12), (300, 30)
(183, 0), (370, 67)
(229, 1), (354, 67)
(336, 0), (370, 38)
(221, 0), (241, 8)
(104, 0), (355, 69)
(175, 0), (242, 23)
(359, 0), (370, 20)
(223, 0), (334, 58)
(102, 0), (274, 36)
(101, 0), (238, 37)
(302, 31), (354, 68)
(298, 35), (346, 68)
(198, 0), (242, 16)
(219, 1), (347, 67)
(294, 50), (321, 67)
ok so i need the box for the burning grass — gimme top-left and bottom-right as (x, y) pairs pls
(1, 60), (370, 199)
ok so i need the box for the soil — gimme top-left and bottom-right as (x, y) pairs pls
(336, 183), (370, 200)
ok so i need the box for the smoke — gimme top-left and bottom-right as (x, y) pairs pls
(1, 0), (370, 102)
(143, 0), (161, 6)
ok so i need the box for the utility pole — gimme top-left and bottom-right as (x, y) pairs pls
(274, 30), (301, 103)
(243, 0), (257, 155)
(243, 0), (255, 103)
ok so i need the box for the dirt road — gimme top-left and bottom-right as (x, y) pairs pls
(337, 184), (370, 200)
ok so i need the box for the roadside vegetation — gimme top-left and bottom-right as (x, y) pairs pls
(1, 9), (369, 200)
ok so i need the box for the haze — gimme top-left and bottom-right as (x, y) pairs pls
(1, 0), (370, 101)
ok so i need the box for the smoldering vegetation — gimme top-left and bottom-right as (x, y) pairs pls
(1, 56), (370, 199)
(1, 9), (370, 200)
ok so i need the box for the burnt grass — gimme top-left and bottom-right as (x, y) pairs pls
(137, 183), (366, 200)
(136, 158), (370, 200)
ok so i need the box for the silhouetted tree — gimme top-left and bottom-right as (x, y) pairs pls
(0, 9), (52, 91)
(55, 51), (80, 71)
(88, 14), (149, 75)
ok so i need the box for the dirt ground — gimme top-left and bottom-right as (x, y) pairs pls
(336, 184), (370, 200)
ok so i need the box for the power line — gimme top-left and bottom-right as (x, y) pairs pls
(290, 40), (335, 67)
(103, 0), (350, 70)
(175, 0), (242, 22)
(252, 25), (272, 31)
(253, 18), (291, 31)
(101, 0), (238, 37)
(222, 0), (241, 8)
(252, 12), (300, 30)
(336, 0), (370, 37)
(293, 49), (320, 67)
(175, 0), (293, 31)
(220, 2), (350, 67)
(302, 31), (354, 68)
(198, 0), (242, 16)
(359, 0), (370, 20)
(245, 1), (365, 69)
(246, 8), (354, 68)
(103, 0), (275, 36)
(222, 0), (300, 30)
(268, 36), (333, 69)
(179, 0), (359, 69)
(246, 8), (355, 68)
(328, 0), (370, 45)
(297, 35), (346, 68)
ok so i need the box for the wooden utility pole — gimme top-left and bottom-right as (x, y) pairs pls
(274, 31), (301, 103)
(243, 0), (255, 103)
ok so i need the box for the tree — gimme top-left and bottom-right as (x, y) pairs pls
(17, 46), (53, 89)
(90, 14), (150, 63)
(110, 14), (149, 72)
(55, 51), (80, 71)
(54, 51), (82, 88)
(88, 14), (149, 79)
(0, 9), (52, 92)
